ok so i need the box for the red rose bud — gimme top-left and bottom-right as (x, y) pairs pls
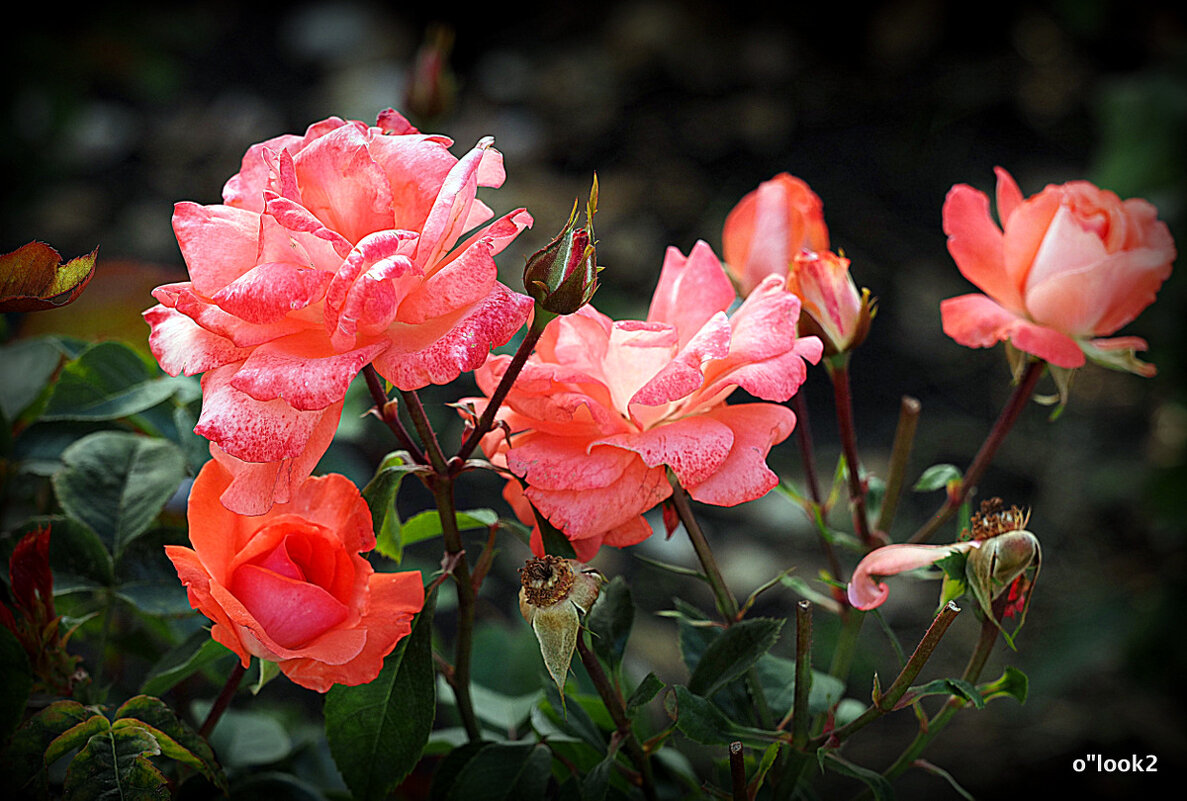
(524, 176), (600, 317)
(404, 24), (456, 124)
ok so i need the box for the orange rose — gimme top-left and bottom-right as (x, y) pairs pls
(166, 455), (424, 692)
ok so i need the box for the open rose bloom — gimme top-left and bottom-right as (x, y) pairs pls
(722, 172), (830, 296)
(166, 457), (424, 692)
(940, 167), (1175, 375)
(473, 241), (823, 560)
(144, 110), (533, 513)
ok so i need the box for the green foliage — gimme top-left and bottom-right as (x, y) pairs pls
(429, 742), (552, 801)
(586, 576), (633, 668)
(913, 464), (961, 492)
(979, 666), (1029, 705)
(324, 591), (436, 801)
(687, 618), (783, 698)
(0, 626), (34, 744)
(361, 452), (428, 562)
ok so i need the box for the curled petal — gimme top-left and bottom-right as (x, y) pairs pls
(941, 294), (1084, 368)
(847, 541), (980, 610)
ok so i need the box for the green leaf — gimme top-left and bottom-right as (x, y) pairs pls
(819, 751), (895, 801)
(912, 759), (976, 800)
(52, 432), (185, 562)
(751, 656), (846, 718)
(665, 686), (780, 747)
(0, 242), (97, 313)
(913, 464), (961, 492)
(140, 632), (234, 697)
(436, 742), (552, 801)
(580, 735), (621, 801)
(0, 700), (94, 797)
(361, 452), (425, 563)
(112, 580), (193, 617)
(894, 678), (984, 711)
(63, 724), (170, 801)
(979, 666), (1028, 705)
(198, 706), (292, 768)
(43, 715), (112, 766)
(586, 576), (633, 668)
(40, 515), (116, 588)
(0, 337), (61, 421)
(625, 673), (665, 718)
(41, 342), (179, 424)
(540, 680), (605, 752)
(688, 618), (783, 698)
(0, 626), (33, 745)
(113, 696), (226, 792)
(229, 772), (331, 801)
(401, 507), (498, 545)
(324, 590), (436, 801)
(633, 553), (706, 580)
(462, 681), (541, 732)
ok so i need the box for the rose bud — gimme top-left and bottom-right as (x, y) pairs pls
(787, 250), (875, 356)
(523, 177), (600, 318)
(518, 555), (605, 697)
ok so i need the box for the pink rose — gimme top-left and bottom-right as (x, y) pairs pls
(166, 456), (425, 692)
(940, 167), (1175, 375)
(722, 173), (830, 296)
(472, 241), (823, 560)
(144, 110), (533, 513)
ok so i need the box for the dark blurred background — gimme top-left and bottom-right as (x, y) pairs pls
(4, 1), (1185, 798)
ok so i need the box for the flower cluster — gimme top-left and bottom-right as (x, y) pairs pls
(472, 241), (822, 560)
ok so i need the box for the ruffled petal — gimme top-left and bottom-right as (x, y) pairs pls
(647, 241), (736, 348)
(172, 202), (261, 297)
(144, 305), (252, 377)
(683, 403), (795, 506)
(594, 414), (734, 489)
(940, 293), (1084, 368)
(229, 332), (386, 411)
(291, 121), (394, 244)
(942, 184), (1022, 312)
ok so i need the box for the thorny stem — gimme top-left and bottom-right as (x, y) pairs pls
(428, 474), (480, 742)
(908, 360), (1044, 544)
(456, 312), (550, 461)
(875, 396), (921, 537)
(576, 634), (657, 801)
(827, 356), (874, 547)
(667, 476), (739, 622)
(361, 365), (426, 464)
(823, 602), (961, 745)
(881, 607), (1003, 781)
(199, 660), (247, 739)
(669, 475), (774, 728)
(400, 389), (451, 475)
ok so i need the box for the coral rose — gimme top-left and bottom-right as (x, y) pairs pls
(166, 456), (424, 692)
(472, 241), (823, 561)
(787, 249), (874, 356)
(940, 167), (1175, 376)
(722, 173), (829, 296)
(144, 110), (533, 513)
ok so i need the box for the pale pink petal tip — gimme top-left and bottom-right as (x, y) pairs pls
(846, 542), (979, 610)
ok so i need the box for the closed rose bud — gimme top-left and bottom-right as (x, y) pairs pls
(788, 250), (874, 356)
(523, 177), (600, 317)
(518, 555), (604, 698)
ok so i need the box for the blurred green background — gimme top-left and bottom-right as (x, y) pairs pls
(3, 1), (1185, 798)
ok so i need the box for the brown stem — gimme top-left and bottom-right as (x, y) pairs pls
(576, 634), (657, 801)
(729, 741), (746, 801)
(456, 314), (549, 461)
(361, 365), (427, 464)
(199, 660), (247, 739)
(909, 360), (1044, 543)
(828, 357), (874, 546)
(400, 389), (451, 475)
(792, 392), (823, 506)
(822, 602), (961, 746)
(790, 601), (813, 747)
(667, 476), (738, 622)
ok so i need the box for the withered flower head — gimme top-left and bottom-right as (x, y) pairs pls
(963, 498), (1041, 645)
(518, 556), (605, 699)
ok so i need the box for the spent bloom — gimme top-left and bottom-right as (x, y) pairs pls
(472, 241), (823, 560)
(941, 167), (1175, 376)
(518, 555), (604, 696)
(144, 110), (533, 514)
(166, 456), (424, 692)
(722, 173), (830, 296)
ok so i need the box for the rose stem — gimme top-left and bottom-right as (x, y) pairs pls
(880, 605), (1003, 783)
(199, 660), (247, 739)
(826, 354), (874, 547)
(361, 365), (426, 465)
(399, 388), (481, 741)
(456, 312), (550, 461)
(576, 634), (657, 801)
(908, 360), (1044, 544)
(668, 475), (775, 728)
(667, 476), (738, 623)
(875, 396), (921, 537)
(793, 393), (846, 607)
(821, 602), (961, 746)
(729, 741), (746, 801)
(789, 601), (813, 747)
